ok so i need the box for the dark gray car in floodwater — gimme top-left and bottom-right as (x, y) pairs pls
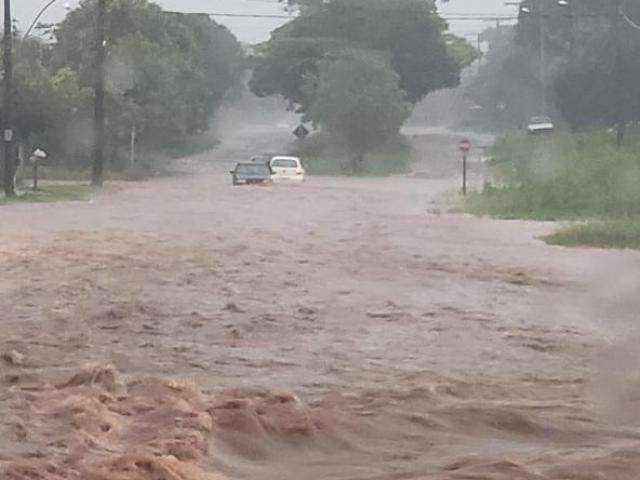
(230, 162), (272, 186)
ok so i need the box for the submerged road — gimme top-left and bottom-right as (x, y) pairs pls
(1, 130), (640, 480)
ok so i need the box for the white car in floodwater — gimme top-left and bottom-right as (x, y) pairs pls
(269, 156), (306, 184)
(527, 116), (554, 134)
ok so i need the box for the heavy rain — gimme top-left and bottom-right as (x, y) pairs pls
(1, 1), (640, 479)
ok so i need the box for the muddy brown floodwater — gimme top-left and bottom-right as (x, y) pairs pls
(1, 131), (640, 480)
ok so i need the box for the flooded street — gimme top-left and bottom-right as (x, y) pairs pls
(2, 131), (640, 480)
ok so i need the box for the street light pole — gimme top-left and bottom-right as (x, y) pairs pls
(513, 0), (571, 113)
(539, 0), (547, 112)
(92, 0), (106, 187)
(614, 0), (625, 146)
(24, 0), (59, 38)
(2, 0), (14, 197)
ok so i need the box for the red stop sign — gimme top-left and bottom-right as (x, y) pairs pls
(459, 139), (471, 152)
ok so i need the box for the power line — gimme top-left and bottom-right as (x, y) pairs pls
(444, 16), (517, 21)
(199, 11), (517, 21)
(164, 11), (292, 19)
(620, 5), (640, 31)
(205, 12), (292, 19)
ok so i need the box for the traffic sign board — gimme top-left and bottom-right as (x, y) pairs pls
(458, 139), (471, 152)
(293, 124), (310, 140)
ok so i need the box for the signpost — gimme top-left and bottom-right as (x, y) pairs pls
(293, 124), (310, 140)
(458, 139), (471, 195)
(30, 148), (47, 190)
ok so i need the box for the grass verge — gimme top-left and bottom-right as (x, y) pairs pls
(0, 184), (93, 206)
(544, 219), (640, 250)
(466, 130), (640, 249)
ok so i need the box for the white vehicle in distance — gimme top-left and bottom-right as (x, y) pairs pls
(527, 116), (554, 135)
(269, 156), (306, 184)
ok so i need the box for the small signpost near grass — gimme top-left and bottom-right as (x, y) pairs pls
(30, 148), (48, 190)
(458, 139), (471, 195)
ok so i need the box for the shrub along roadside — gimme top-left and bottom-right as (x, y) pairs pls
(545, 219), (640, 250)
(16, 131), (220, 185)
(466, 131), (640, 249)
(293, 134), (411, 176)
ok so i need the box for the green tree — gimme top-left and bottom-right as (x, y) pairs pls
(51, 0), (243, 166)
(466, 0), (640, 134)
(307, 49), (410, 170)
(461, 26), (539, 130)
(445, 34), (481, 71)
(0, 37), (91, 160)
(252, 0), (470, 107)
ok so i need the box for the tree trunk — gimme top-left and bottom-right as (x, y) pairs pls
(616, 122), (625, 147)
(352, 151), (365, 172)
(92, 0), (106, 187)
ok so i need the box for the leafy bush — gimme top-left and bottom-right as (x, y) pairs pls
(295, 133), (411, 176)
(545, 219), (640, 250)
(470, 131), (640, 219)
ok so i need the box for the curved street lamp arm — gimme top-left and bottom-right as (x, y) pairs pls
(24, 0), (60, 39)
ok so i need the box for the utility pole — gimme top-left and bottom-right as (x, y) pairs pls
(92, 0), (106, 187)
(130, 124), (136, 166)
(459, 139), (471, 195)
(614, 0), (625, 146)
(507, 0), (549, 112)
(477, 32), (482, 73)
(2, 0), (14, 197)
(539, 0), (547, 113)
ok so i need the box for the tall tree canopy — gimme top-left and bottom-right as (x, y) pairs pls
(1, 0), (244, 169)
(458, 0), (640, 132)
(251, 0), (474, 107)
(250, 0), (474, 167)
(53, 0), (243, 156)
(307, 49), (411, 168)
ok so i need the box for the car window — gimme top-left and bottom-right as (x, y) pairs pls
(530, 116), (551, 124)
(236, 164), (269, 175)
(271, 159), (299, 168)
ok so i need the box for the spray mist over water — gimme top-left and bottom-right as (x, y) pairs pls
(211, 86), (301, 163)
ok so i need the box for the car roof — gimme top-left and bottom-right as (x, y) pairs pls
(270, 156), (301, 161)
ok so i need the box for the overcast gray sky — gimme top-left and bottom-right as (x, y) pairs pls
(10, 0), (514, 44)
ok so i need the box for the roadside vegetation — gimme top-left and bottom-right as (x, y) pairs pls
(545, 219), (640, 250)
(453, 0), (640, 250)
(295, 134), (411, 176)
(1, 0), (243, 190)
(468, 131), (640, 249)
(0, 183), (93, 206)
(251, 0), (477, 172)
(421, 1), (640, 138)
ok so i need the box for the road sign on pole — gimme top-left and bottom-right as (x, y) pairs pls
(458, 139), (471, 195)
(293, 124), (310, 140)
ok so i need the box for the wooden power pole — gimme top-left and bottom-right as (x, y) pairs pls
(614, 0), (625, 146)
(92, 0), (106, 187)
(2, 0), (14, 197)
